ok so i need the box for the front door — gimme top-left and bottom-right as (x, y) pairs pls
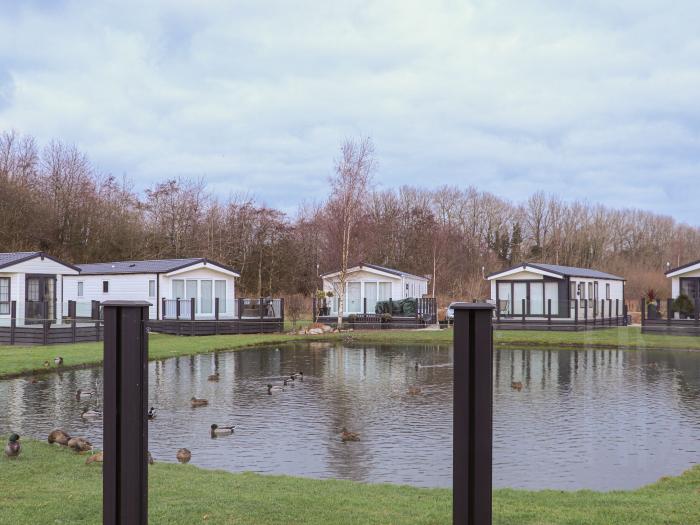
(25, 275), (56, 324)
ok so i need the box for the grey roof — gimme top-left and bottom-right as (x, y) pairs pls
(321, 262), (429, 281)
(665, 259), (700, 275)
(76, 258), (239, 276)
(0, 251), (80, 272)
(488, 262), (625, 281)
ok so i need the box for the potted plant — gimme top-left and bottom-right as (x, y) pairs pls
(645, 289), (661, 319)
(673, 294), (695, 319)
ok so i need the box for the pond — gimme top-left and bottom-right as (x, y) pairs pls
(1, 342), (699, 490)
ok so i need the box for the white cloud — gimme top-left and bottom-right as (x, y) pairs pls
(0, 0), (699, 222)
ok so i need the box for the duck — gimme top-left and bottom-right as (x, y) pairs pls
(147, 451), (154, 465)
(210, 424), (235, 437)
(207, 372), (220, 382)
(511, 381), (523, 391)
(4, 433), (21, 458)
(340, 427), (360, 442)
(67, 437), (92, 453)
(85, 451), (103, 465)
(176, 448), (192, 464)
(190, 396), (208, 407)
(414, 361), (421, 371)
(407, 386), (422, 395)
(296, 370), (304, 381)
(148, 407), (157, 420)
(43, 361), (51, 369)
(48, 429), (71, 446)
(27, 376), (39, 384)
(75, 389), (94, 400)
(54, 356), (63, 366)
(81, 409), (101, 419)
(267, 383), (284, 395)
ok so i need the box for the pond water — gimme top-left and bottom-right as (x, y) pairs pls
(1, 342), (699, 490)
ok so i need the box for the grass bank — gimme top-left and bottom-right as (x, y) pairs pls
(2, 326), (700, 380)
(2, 439), (699, 525)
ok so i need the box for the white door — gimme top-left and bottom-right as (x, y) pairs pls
(364, 282), (377, 313)
(347, 282), (362, 313)
(513, 283), (527, 314)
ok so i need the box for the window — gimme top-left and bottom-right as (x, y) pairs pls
(365, 282), (377, 313)
(378, 282), (392, 301)
(103, 281), (109, 293)
(186, 280), (198, 313)
(77, 281), (84, 297)
(587, 283), (593, 300)
(148, 280), (156, 297)
(0, 277), (9, 314)
(215, 280), (226, 313)
(594, 282), (599, 300)
(570, 281), (576, 300)
(173, 279), (184, 299)
(606, 283), (611, 300)
(201, 280), (212, 314)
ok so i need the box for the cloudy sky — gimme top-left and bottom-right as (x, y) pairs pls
(1, 1), (699, 223)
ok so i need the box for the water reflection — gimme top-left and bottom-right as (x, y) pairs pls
(1, 343), (699, 490)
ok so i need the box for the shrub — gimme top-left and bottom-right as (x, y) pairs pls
(674, 294), (695, 317)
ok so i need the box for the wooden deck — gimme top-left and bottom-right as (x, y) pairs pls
(493, 316), (628, 331)
(146, 318), (284, 336)
(316, 314), (437, 330)
(0, 322), (103, 346)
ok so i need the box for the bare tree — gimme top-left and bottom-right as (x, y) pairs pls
(327, 137), (375, 326)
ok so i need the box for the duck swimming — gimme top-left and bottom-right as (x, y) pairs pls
(407, 386), (422, 395)
(340, 427), (360, 442)
(210, 424), (235, 437)
(511, 381), (523, 391)
(75, 389), (94, 400)
(81, 409), (101, 419)
(190, 397), (208, 407)
(176, 448), (192, 464)
(148, 407), (157, 420)
(207, 372), (220, 382)
(267, 383), (284, 395)
(48, 429), (71, 446)
(5, 433), (21, 458)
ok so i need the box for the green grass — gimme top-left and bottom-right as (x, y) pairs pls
(2, 326), (700, 380)
(2, 439), (699, 524)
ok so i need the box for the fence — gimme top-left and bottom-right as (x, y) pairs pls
(640, 297), (700, 335)
(101, 300), (494, 524)
(0, 300), (103, 346)
(312, 296), (438, 329)
(493, 298), (627, 331)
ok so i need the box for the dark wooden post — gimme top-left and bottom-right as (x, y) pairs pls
(312, 296), (317, 322)
(190, 297), (196, 321)
(521, 298), (526, 326)
(280, 297), (285, 332)
(602, 299), (606, 326)
(547, 299), (552, 328)
(103, 301), (150, 525)
(695, 299), (699, 326)
(10, 301), (16, 345)
(584, 299), (589, 325)
(640, 297), (645, 325)
(615, 300), (619, 326)
(389, 297), (393, 314)
(574, 300), (579, 327)
(667, 298), (673, 326)
(238, 298), (243, 320)
(161, 298), (166, 320)
(452, 302), (494, 525)
(69, 300), (77, 343)
(215, 298), (220, 321)
(42, 301), (49, 345)
(363, 297), (367, 315)
(176, 298), (181, 320)
(91, 300), (100, 320)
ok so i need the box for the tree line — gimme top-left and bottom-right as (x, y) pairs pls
(1, 131), (698, 302)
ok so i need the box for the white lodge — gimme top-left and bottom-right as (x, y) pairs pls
(487, 263), (625, 319)
(0, 252), (79, 325)
(63, 258), (240, 320)
(321, 263), (429, 315)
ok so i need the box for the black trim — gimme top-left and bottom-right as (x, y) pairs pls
(486, 262), (625, 281)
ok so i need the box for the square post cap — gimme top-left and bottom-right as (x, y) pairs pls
(451, 302), (495, 311)
(101, 301), (153, 307)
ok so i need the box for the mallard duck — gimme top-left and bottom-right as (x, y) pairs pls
(85, 451), (103, 465)
(67, 437), (93, 452)
(511, 381), (523, 391)
(148, 407), (157, 420)
(210, 424), (235, 437)
(4, 434), (20, 458)
(190, 396), (208, 407)
(340, 427), (360, 442)
(176, 448), (191, 463)
(267, 383), (284, 395)
(414, 361), (421, 371)
(27, 376), (39, 384)
(207, 372), (220, 382)
(407, 386), (422, 395)
(76, 389), (94, 400)
(48, 429), (71, 446)
(43, 361), (50, 368)
(147, 451), (154, 465)
(81, 409), (101, 419)
(54, 356), (63, 366)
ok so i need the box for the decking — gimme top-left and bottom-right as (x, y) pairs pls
(640, 298), (700, 336)
(492, 299), (627, 331)
(314, 297), (438, 329)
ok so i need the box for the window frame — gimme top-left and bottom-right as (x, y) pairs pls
(77, 281), (84, 297)
(102, 281), (109, 293)
(0, 277), (10, 315)
(148, 279), (156, 298)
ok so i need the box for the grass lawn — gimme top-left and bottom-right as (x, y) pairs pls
(1, 439), (699, 525)
(2, 326), (700, 379)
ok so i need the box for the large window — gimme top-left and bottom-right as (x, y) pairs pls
(201, 280), (212, 314)
(173, 279), (184, 299)
(0, 277), (9, 314)
(215, 280), (227, 313)
(365, 282), (377, 313)
(378, 282), (392, 301)
(605, 283), (611, 300)
(148, 280), (156, 297)
(186, 280), (198, 313)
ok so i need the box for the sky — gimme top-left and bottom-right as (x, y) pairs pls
(1, 0), (699, 224)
